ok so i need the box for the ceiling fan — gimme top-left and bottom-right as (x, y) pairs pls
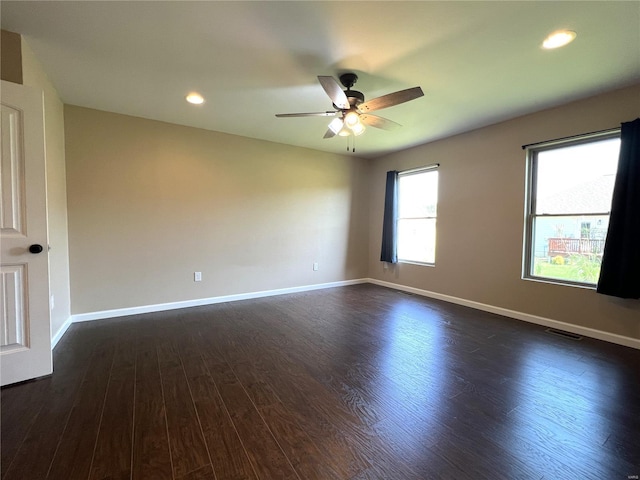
(275, 73), (424, 140)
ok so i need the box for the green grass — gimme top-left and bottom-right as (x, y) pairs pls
(534, 262), (572, 280)
(533, 256), (601, 284)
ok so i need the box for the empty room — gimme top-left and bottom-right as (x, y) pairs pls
(1, 2), (639, 479)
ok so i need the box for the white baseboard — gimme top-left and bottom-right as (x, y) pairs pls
(51, 315), (73, 349)
(59, 277), (638, 351)
(367, 278), (640, 350)
(71, 279), (368, 323)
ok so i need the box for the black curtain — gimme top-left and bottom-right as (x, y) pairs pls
(597, 118), (640, 299)
(380, 171), (398, 263)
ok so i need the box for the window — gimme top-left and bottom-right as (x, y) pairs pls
(397, 167), (438, 264)
(524, 132), (620, 286)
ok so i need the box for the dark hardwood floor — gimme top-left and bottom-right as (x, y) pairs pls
(2, 284), (639, 479)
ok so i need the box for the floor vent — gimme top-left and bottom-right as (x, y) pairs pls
(545, 328), (583, 341)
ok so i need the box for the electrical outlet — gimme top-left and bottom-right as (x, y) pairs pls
(194, 271), (202, 282)
(313, 262), (319, 271)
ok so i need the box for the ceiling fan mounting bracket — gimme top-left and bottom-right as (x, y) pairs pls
(339, 73), (358, 89)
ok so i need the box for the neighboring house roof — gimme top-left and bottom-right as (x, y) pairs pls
(537, 175), (615, 214)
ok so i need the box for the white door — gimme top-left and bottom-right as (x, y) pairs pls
(1, 80), (52, 386)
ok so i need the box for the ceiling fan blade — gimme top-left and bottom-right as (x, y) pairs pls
(360, 114), (402, 130)
(318, 76), (350, 110)
(275, 111), (337, 118)
(323, 128), (336, 139)
(358, 86), (424, 113)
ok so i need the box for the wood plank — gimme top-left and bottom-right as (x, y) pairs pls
(89, 342), (136, 480)
(1, 336), (106, 480)
(259, 402), (343, 480)
(131, 340), (173, 480)
(0, 376), (49, 474)
(231, 361), (343, 479)
(181, 354), (257, 480)
(46, 344), (115, 479)
(202, 355), (299, 480)
(157, 341), (211, 479)
(244, 353), (371, 477)
(176, 464), (216, 480)
(5, 393), (71, 480)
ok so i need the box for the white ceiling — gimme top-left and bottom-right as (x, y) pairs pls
(2, 1), (639, 159)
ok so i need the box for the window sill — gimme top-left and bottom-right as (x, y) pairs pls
(398, 260), (435, 267)
(522, 275), (596, 290)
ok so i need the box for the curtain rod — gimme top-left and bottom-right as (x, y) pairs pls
(521, 127), (620, 150)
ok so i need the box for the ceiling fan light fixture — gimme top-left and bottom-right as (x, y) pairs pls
(351, 122), (366, 136)
(542, 30), (576, 49)
(344, 111), (360, 128)
(328, 117), (344, 134)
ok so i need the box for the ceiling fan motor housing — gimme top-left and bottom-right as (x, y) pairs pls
(334, 90), (364, 110)
(337, 73), (365, 109)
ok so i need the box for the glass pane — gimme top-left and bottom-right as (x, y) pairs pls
(531, 215), (608, 284)
(535, 138), (619, 214)
(398, 218), (436, 264)
(398, 170), (438, 218)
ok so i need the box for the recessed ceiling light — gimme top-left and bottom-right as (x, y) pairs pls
(542, 30), (577, 49)
(186, 92), (205, 105)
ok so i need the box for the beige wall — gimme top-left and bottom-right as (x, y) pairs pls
(369, 84), (640, 341)
(64, 106), (370, 314)
(62, 84), (640, 343)
(20, 39), (72, 340)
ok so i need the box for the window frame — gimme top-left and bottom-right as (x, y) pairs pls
(523, 130), (620, 288)
(396, 165), (439, 266)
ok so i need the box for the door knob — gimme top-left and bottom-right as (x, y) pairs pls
(29, 244), (44, 254)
